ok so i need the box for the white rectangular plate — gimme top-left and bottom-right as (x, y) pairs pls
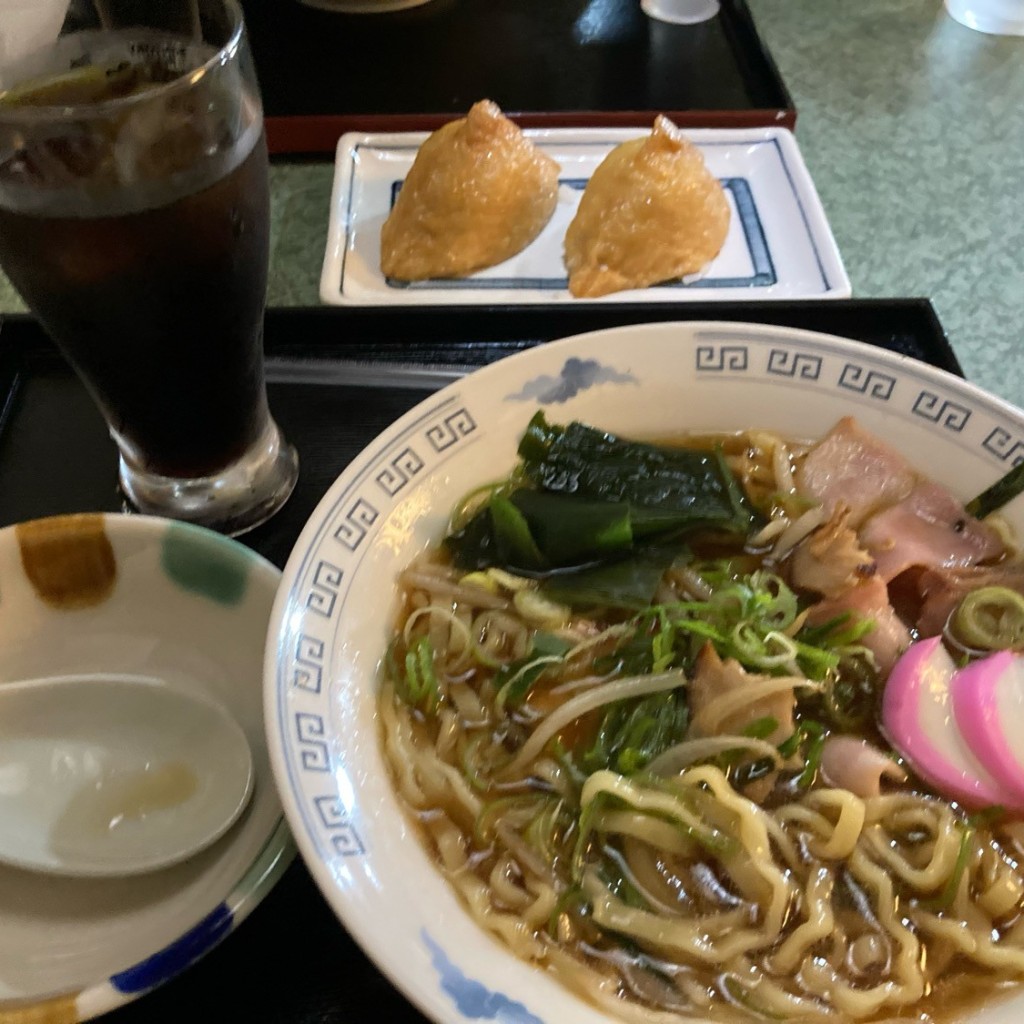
(321, 126), (851, 306)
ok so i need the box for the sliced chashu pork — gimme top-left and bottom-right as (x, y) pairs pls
(797, 418), (1001, 579)
(794, 419), (1005, 653)
(803, 575), (911, 677)
(859, 480), (1003, 583)
(795, 417), (917, 528)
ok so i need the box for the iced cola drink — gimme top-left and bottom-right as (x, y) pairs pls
(0, 2), (297, 534)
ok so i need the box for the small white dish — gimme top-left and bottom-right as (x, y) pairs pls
(0, 514), (292, 1020)
(320, 126), (851, 306)
(266, 322), (1024, 1024)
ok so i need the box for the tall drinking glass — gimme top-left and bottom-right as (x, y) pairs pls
(0, 0), (298, 536)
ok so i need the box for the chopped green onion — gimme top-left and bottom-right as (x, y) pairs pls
(795, 721), (826, 788)
(401, 636), (440, 712)
(951, 586), (1024, 651)
(722, 977), (786, 1021)
(966, 804), (1006, 828)
(920, 825), (973, 912)
(572, 792), (607, 881)
(777, 719), (826, 789)
(797, 612), (875, 649)
(475, 794), (550, 844)
(743, 716), (780, 740)
(524, 796), (567, 865)
(578, 691), (689, 776)
(494, 631), (573, 710)
(651, 610), (677, 673)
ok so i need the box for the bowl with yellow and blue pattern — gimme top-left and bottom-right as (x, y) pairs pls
(0, 512), (291, 1021)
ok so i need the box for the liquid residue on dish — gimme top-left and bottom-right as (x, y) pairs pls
(51, 761), (200, 861)
(16, 514), (116, 609)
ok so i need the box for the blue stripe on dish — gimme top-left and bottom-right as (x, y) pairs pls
(110, 903), (233, 993)
(382, 177), (775, 291)
(423, 930), (546, 1024)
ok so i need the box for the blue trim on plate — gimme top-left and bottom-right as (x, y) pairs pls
(764, 137), (830, 290)
(110, 903), (233, 993)
(380, 177), (775, 291)
(422, 930), (546, 1024)
(339, 151), (361, 305)
(730, 177), (776, 287)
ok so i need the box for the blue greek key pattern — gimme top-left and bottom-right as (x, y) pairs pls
(293, 635), (325, 694)
(696, 346), (748, 372)
(767, 349), (822, 380)
(313, 797), (365, 855)
(314, 795), (349, 827)
(983, 427), (1024, 465)
(426, 408), (477, 451)
(334, 497), (380, 551)
(375, 446), (425, 497)
(330, 830), (366, 857)
(306, 560), (343, 618)
(838, 364), (896, 400)
(296, 713), (330, 771)
(913, 391), (972, 432)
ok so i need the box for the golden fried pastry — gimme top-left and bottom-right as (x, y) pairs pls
(563, 115), (730, 298)
(380, 100), (559, 281)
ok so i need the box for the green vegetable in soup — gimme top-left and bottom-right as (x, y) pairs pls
(951, 586), (1024, 651)
(445, 413), (758, 574)
(518, 413), (755, 530)
(966, 460), (1024, 521)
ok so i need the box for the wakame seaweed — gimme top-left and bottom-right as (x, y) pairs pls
(539, 546), (684, 610)
(445, 412), (757, 574)
(519, 412), (757, 528)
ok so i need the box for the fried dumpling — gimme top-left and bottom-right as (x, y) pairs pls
(380, 100), (559, 281)
(564, 115), (730, 298)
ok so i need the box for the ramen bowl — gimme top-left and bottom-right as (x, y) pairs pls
(265, 321), (1024, 1024)
(0, 513), (292, 1021)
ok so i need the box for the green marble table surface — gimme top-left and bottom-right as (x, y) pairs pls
(1, 0), (1021, 403)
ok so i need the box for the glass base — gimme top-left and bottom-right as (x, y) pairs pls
(118, 417), (299, 537)
(641, 0), (719, 25)
(944, 0), (1024, 34)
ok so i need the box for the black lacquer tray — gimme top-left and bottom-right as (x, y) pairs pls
(0, 299), (959, 1023)
(240, 0), (797, 155)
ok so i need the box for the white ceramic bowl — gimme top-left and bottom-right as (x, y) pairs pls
(0, 513), (292, 1021)
(265, 321), (1024, 1024)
